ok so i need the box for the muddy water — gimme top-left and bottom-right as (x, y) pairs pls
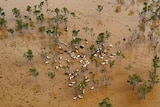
(1, 0), (158, 107)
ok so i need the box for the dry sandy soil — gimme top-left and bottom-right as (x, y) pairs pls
(0, 0), (160, 107)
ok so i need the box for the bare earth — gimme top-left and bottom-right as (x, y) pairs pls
(0, 0), (160, 107)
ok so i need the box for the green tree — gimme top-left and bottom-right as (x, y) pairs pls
(149, 71), (159, 85)
(29, 19), (35, 29)
(15, 19), (28, 32)
(0, 7), (3, 13)
(72, 29), (80, 37)
(116, 51), (125, 64)
(22, 23), (29, 32)
(0, 7), (6, 27)
(63, 7), (69, 16)
(127, 73), (143, 90)
(12, 8), (21, 18)
(152, 55), (160, 73)
(29, 67), (39, 79)
(45, 0), (48, 6)
(97, 5), (103, 13)
(54, 8), (60, 18)
(99, 97), (113, 107)
(63, 17), (68, 27)
(46, 29), (54, 39)
(0, 18), (7, 28)
(108, 60), (115, 71)
(8, 28), (14, 34)
(89, 44), (96, 54)
(39, 1), (44, 10)
(138, 0), (160, 49)
(1, 12), (5, 18)
(23, 49), (34, 63)
(15, 19), (23, 30)
(125, 64), (132, 72)
(26, 5), (32, 14)
(70, 37), (82, 50)
(24, 15), (30, 21)
(136, 81), (150, 102)
(36, 13), (44, 24)
(40, 48), (47, 61)
(33, 9), (41, 16)
(105, 30), (110, 44)
(39, 26), (45, 33)
(74, 37), (82, 45)
(70, 12), (76, 17)
(48, 72), (55, 82)
(8, 28), (14, 37)
(96, 32), (105, 46)
(0, 7), (5, 18)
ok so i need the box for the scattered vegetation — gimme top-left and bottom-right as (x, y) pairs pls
(29, 67), (39, 79)
(97, 5), (103, 13)
(127, 73), (143, 90)
(99, 97), (113, 107)
(48, 72), (55, 82)
(125, 64), (132, 72)
(0, 0), (160, 106)
(23, 49), (34, 63)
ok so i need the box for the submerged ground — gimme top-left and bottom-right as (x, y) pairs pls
(0, 0), (160, 107)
